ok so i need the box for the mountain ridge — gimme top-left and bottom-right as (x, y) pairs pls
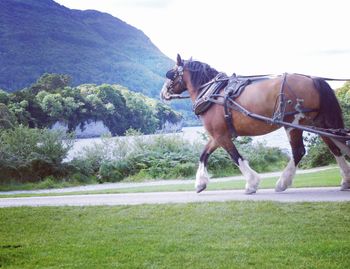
(0, 0), (173, 96)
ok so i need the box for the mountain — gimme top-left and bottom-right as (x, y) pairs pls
(0, 0), (173, 96)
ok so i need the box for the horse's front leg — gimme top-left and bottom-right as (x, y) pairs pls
(195, 139), (218, 193)
(275, 129), (305, 192)
(221, 138), (261, 194)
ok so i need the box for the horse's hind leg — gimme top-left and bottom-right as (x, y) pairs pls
(322, 137), (350, 190)
(195, 139), (219, 193)
(276, 129), (305, 192)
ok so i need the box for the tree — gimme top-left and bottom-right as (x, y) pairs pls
(0, 103), (17, 129)
(97, 84), (128, 135)
(155, 102), (182, 129)
(0, 89), (9, 104)
(5, 75), (183, 136)
(121, 88), (158, 133)
(336, 82), (350, 128)
(31, 73), (72, 94)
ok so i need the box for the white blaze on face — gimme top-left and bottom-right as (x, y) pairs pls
(160, 79), (172, 100)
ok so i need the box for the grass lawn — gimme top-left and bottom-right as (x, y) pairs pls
(0, 202), (349, 268)
(0, 167), (342, 198)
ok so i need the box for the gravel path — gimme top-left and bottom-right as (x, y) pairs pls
(1, 166), (348, 207)
(0, 187), (349, 207)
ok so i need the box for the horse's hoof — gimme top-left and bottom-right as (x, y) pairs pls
(340, 181), (350, 191)
(275, 186), (287, 192)
(275, 182), (288, 192)
(196, 184), (207, 193)
(245, 188), (256, 195)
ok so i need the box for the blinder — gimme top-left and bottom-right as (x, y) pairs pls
(165, 65), (184, 80)
(166, 70), (176, 80)
(165, 65), (185, 91)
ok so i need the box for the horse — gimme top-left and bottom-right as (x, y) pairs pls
(160, 54), (350, 194)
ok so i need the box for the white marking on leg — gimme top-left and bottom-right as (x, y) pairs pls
(275, 159), (296, 192)
(238, 158), (260, 194)
(293, 112), (304, 125)
(335, 156), (350, 190)
(195, 162), (209, 189)
(276, 114), (304, 193)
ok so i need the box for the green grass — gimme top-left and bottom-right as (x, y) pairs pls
(0, 167), (342, 198)
(76, 167), (343, 194)
(0, 202), (349, 268)
(0, 178), (87, 192)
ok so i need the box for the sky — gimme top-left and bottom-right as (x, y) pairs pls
(55, 0), (350, 87)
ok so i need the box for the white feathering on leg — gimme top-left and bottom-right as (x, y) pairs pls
(335, 156), (350, 190)
(275, 159), (296, 192)
(195, 162), (209, 189)
(238, 158), (260, 194)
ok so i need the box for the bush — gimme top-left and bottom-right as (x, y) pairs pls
(0, 125), (74, 182)
(98, 161), (129, 182)
(300, 135), (335, 168)
(72, 132), (289, 182)
(99, 135), (200, 181)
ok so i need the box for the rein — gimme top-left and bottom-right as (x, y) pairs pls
(297, 74), (350, 81)
(166, 93), (191, 99)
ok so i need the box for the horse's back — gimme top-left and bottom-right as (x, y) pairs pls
(231, 74), (320, 136)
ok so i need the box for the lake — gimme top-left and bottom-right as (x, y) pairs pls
(181, 126), (290, 149)
(66, 126), (291, 161)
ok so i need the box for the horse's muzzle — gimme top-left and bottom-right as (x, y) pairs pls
(160, 80), (172, 101)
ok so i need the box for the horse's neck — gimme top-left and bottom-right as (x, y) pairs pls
(187, 85), (201, 103)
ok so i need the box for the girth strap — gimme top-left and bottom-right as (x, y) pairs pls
(224, 94), (237, 138)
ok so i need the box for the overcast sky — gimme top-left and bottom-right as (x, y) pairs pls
(55, 0), (350, 86)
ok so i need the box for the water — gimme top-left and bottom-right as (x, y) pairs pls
(182, 126), (290, 150)
(66, 126), (291, 161)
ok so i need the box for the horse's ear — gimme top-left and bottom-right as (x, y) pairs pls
(177, 54), (183, 66)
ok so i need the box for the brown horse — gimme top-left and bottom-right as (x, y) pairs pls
(160, 54), (350, 194)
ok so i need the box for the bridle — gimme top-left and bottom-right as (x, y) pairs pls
(164, 65), (190, 99)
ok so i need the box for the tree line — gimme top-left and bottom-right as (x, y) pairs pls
(0, 73), (182, 135)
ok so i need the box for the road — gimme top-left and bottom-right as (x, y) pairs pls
(0, 187), (349, 207)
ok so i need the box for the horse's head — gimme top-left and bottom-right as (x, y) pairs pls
(160, 54), (220, 101)
(160, 54), (188, 101)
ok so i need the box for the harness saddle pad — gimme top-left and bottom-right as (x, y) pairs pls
(193, 73), (252, 115)
(193, 74), (227, 115)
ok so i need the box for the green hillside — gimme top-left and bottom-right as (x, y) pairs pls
(0, 0), (173, 96)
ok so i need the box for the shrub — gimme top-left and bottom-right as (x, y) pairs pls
(0, 125), (74, 182)
(300, 135), (335, 168)
(72, 132), (289, 182)
(98, 161), (129, 182)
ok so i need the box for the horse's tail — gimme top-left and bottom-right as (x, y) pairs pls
(313, 78), (344, 129)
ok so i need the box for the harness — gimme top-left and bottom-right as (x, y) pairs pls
(192, 72), (318, 138)
(164, 67), (350, 142)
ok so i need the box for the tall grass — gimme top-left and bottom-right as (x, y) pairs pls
(72, 132), (289, 182)
(0, 126), (289, 186)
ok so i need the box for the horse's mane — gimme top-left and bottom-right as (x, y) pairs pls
(184, 60), (219, 90)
